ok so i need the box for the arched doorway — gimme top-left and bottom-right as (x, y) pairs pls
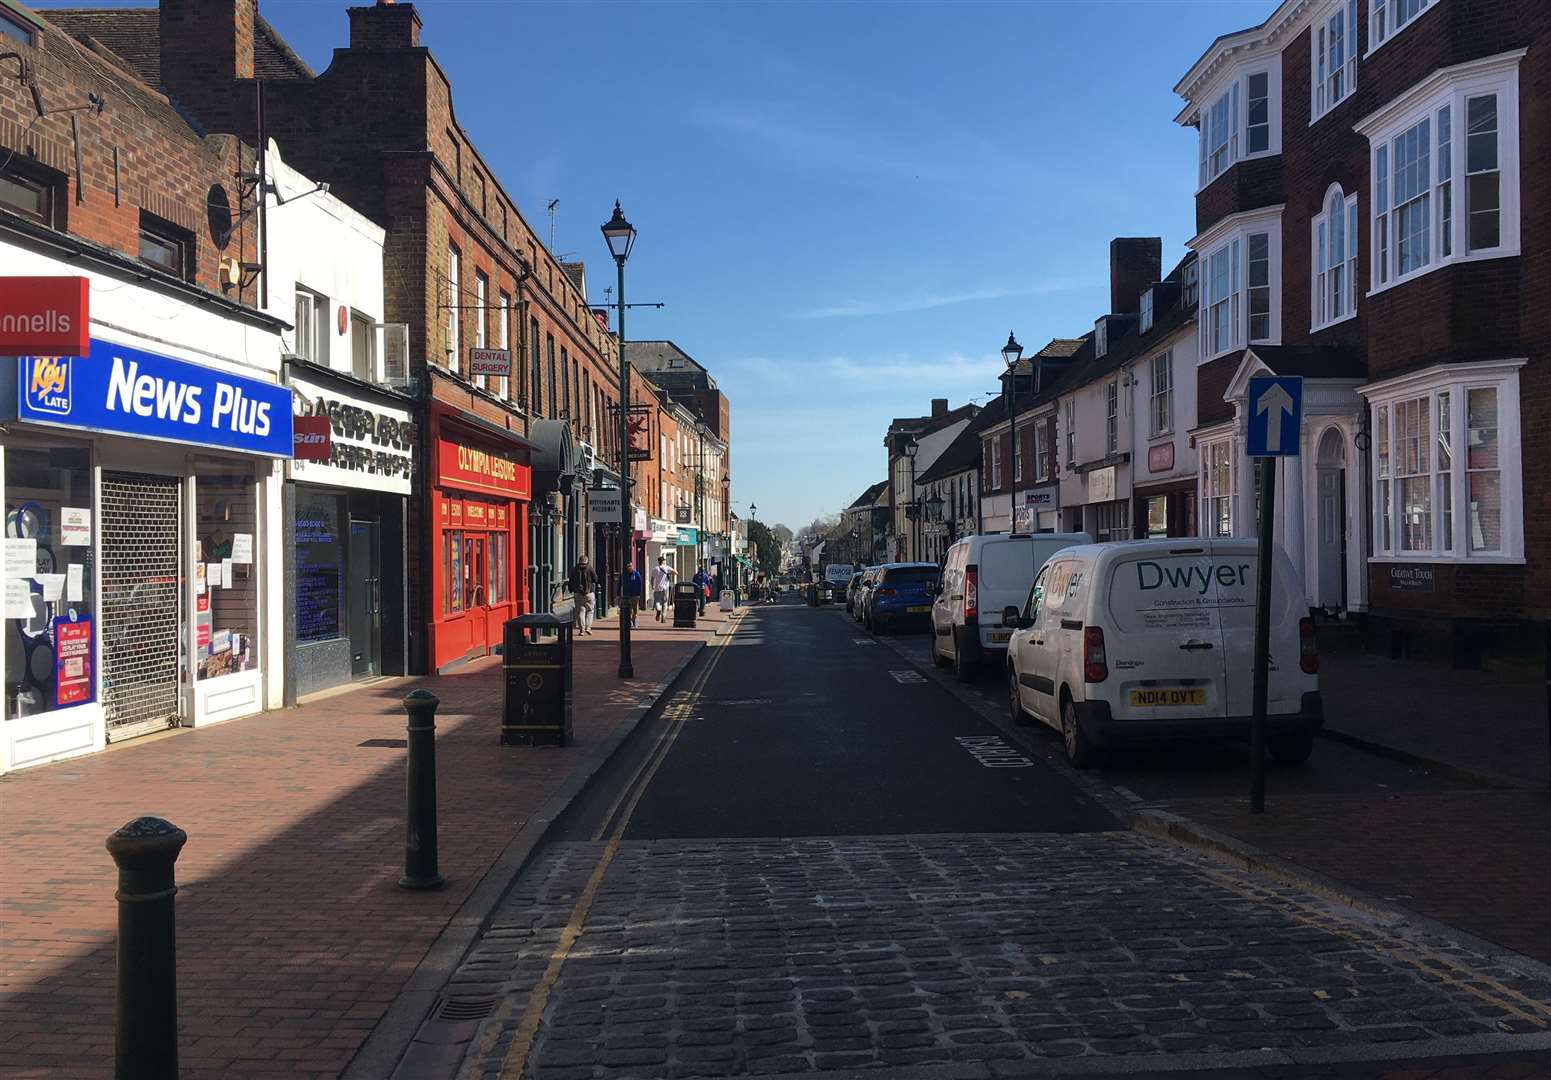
(1315, 427), (1347, 610)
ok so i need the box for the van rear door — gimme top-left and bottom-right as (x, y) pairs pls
(1102, 545), (1229, 720)
(977, 538), (1032, 649)
(1215, 544), (1303, 718)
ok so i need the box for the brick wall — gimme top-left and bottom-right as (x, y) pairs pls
(1195, 155), (1286, 236)
(1195, 352), (1244, 427)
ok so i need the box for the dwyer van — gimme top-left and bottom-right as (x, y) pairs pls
(1004, 539), (1321, 768)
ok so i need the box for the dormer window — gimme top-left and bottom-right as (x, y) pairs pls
(1198, 66), (1279, 188)
(1094, 319), (1108, 358)
(1313, 0), (1359, 122)
(1139, 289), (1154, 335)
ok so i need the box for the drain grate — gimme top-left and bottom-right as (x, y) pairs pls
(436, 995), (497, 1022)
(359, 738), (407, 748)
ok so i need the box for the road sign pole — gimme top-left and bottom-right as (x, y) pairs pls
(1250, 455), (1277, 814)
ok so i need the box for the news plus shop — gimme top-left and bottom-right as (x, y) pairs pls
(285, 365), (415, 699)
(1, 337), (293, 769)
(428, 403), (533, 671)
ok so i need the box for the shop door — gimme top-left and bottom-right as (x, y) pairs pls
(100, 472), (183, 739)
(463, 533), (487, 644)
(349, 518), (381, 677)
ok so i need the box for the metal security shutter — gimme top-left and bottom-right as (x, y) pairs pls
(101, 472), (183, 739)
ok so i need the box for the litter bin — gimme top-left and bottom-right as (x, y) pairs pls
(501, 613), (573, 747)
(673, 581), (699, 628)
(719, 589), (735, 612)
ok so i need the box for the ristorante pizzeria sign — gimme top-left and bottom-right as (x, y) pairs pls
(437, 432), (531, 500)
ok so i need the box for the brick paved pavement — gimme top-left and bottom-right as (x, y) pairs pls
(0, 606), (724, 1079)
(450, 833), (1551, 1079)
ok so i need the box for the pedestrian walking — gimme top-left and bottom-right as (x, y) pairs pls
(621, 561), (643, 626)
(567, 555), (597, 635)
(651, 555), (676, 622)
(692, 562), (711, 616)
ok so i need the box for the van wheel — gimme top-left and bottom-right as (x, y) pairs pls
(1269, 732), (1314, 765)
(952, 631), (975, 683)
(1008, 667), (1032, 726)
(1061, 694), (1098, 769)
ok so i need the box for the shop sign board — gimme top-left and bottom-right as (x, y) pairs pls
(1148, 442), (1175, 473)
(289, 376), (413, 492)
(436, 431), (531, 500)
(7, 339), (293, 457)
(627, 404), (653, 462)
(676, 527), (699, 546)
(587, 488), (621, 519)
(1387, 564), (1435, 593)
(468, 348), (512, 377)
(1024, 484), (1058, 509)
(0, 276), (89, 357)
(675, 506), (692, 524)
(1089, 465), (1117, 502)
(292, 415), (332, 460)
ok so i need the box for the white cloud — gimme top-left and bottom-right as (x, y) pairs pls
(791, 280), (1084, 320)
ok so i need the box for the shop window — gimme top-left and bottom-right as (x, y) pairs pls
(295, 491), (344, 644)
(445, 530), (463, 613)
(1201, 437), (1236, 538)
(139, 212), (192, 280)
(194, 461), (258, 680)
(1146, 495), (1169, 538)
(491, 530), (508, 605)
(5, 446), (95, 719)
(462, 533), (486, 608)
(1094, 500), (1130, 543)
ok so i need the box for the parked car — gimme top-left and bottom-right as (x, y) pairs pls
(844, 571), (866, 614)
(864, 562), (939, 634)
(1003, 538), (1321, 768)
(853, 566), (882, 622)
(930, 532), (1090, 682)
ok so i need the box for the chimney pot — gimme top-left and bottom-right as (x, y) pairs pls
(931, 398), (948, 418)
(1109, 237), (1162, 316)
(349, 2), (421, 48)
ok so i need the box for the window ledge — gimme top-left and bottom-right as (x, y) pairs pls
(1310, 311), (1357, 333)
(1367, 247), (1521, 300)
(1368, 555), (1526, 566)
(1149, 429), (1175, 440)
(1308, 94), (1354, 128)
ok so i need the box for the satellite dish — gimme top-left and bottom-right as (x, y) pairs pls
(208, 184), (234, 249)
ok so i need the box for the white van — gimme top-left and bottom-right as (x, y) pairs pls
(930, 532), (1090, 682)
(1004, 539), (1321, 768)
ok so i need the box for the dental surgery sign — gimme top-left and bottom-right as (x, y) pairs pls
(10, 339), (293, 457)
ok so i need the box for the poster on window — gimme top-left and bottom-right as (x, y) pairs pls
(53, 615), (93, 707)
(295, 494), (344, 643)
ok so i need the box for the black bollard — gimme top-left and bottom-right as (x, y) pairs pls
(105, 816), (187, 1080)
(400, 689), (445, 890)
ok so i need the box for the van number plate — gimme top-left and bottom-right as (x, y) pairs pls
(989, 631), (1011, 644)
(1129, 687), (1206, 707)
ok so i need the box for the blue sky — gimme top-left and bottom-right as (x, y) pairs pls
(37, 0), (1265, 531)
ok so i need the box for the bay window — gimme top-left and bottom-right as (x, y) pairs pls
(1365, 362), (1522, 561)
(1364, 54), (1521, 291)
(1198, 65), (1279, 188)
(1197, 214), (1280, 361)
(1313, 185), (1359, 328)
(1313, 0), (1359, 121)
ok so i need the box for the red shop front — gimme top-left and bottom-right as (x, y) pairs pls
(429, 407), (532, 671)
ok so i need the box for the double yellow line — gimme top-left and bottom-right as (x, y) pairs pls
(496, 607), (747, 1079)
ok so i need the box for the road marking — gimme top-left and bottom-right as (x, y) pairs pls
(852, 638), (878, 646)
(496, 609), (745, 1079)
(890, 669), (926, 684)
(955, 734), (1035, 768)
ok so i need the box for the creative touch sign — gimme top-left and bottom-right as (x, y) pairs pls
(289, 376), (413, 493)
(0, 276), (89, 357)
(8, 339), (293, 457)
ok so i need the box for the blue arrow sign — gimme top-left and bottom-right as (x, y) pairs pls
(1246, 375), (1302, 457)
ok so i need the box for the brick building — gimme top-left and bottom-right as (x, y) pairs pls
(1175, 0), (1549, 661)
(57, 0), (630, 670)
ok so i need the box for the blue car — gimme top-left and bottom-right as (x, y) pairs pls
(865, 562), (940, 634)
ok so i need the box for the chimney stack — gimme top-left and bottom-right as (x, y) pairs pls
(1109, 237), (1162, 316)
(158, 0), (255, 134)
(931, 398), (948, 418)
(348, 2), (423, 49)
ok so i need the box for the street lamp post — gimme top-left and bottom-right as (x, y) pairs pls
(926, 490), (944, 563)
(602, 201), (636, 679)
(903, 436), (919, 561)
(1002, 332), (1024, 533)
(694, 415), (707, 572)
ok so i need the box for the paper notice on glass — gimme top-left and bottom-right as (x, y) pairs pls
(60, 507), (91, 546)
(220, 559), (233, 589)
(4, 579), (32, 619)
(231, 533), (253, 565)
(195, 562), (206, 596)
(4, 538), (37, 579)
(207, 562), (223, 589)
(35, 573), (64, 602)
(67, 563), (84, 603)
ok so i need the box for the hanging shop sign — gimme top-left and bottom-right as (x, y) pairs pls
(288, 376), (414, 492)
(1148, 442), (1175, 473)
(587, 488), (622, 519)
(436, 430), (531, 500)
(6, 338), (293, 457)
(468, 348), (512, 378)
(626, 404), (654, 462)
(675, 506), (692, 524)
(293, 415), (333, 461)
(0, 276), (89, 357)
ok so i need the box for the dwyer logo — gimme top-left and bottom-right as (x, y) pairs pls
(24, 357), (72, 417)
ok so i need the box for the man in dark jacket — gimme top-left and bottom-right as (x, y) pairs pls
(567, 556), (597, 635)
(621, 561), (643, 627)
(692, 562), (711, 615)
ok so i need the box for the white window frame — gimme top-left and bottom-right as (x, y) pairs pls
(1198, 434), (1237, 538)
(445, 245), (460, 369)
(1361, 52), (1522, 296)
(497, 291), (511, 400)
(1362, 360), (1524, 563)
(1368, 0), (1439, 57)
(293, 286), (326, 363)
(1195, 210), (1282, 362)
(1312, 0), (1360, 123)
(1312, 185), (1359, 330)
(1104, 380), (1119, 455)
(1063, 399), (1076, 468)
(1014, 421), (1024, 482)
(1139, 289), (1154, 335)
(1197, 63), (1280, 189)
(1094, 319), (1108, 359)
(1150, 351), (1173, 437)
(990, 436), (1003, 489)
(474, 271), (489, 389)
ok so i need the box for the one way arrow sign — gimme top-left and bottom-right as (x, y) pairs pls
(1246, 375), (1303, 457)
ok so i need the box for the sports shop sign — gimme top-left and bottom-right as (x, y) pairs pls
(288, 375), (415, 495)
